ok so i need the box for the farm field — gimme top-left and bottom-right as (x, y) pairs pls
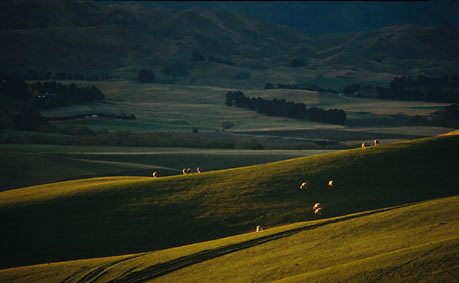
(2, 2), (458, 281)
(40, 81), (453, 136)
(1, 134), (457, 272)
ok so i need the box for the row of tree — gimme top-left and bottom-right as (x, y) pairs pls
(1, 126), (264, 149)
(343, 75), (459, 103)
(432, 104), (459, 128)
(390, 75), (459, 89)
(264, 82), (338, 94)
(225, 91), (346, 125)
(0, 70), (112, 81)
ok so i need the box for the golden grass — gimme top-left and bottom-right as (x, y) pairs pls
(1, 135), (457, 270)
(440, 129), (459, 136)
(0, 196), (457, 282)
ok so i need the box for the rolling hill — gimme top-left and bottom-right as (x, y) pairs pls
(0, 134), (458, 270)
(0, 195), (457, 282)
(1, 0), (459, 84)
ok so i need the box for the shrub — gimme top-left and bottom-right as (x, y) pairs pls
(289, 59), (305, 68)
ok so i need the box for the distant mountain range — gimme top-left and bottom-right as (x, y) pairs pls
(1, 0), (459, 84)
(105, 1), (459, 34)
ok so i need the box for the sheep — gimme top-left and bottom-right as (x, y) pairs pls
(328, 180), (333, 188)
(374, 139), (380, 146)
(187, 168), (193, 174)
(182, 168), (188, 175)
(152, 171), (158, 178)
(300, 181), (308, 190)
(361, 142), (366, 149)
(314, 207), (322, 215)
(256, 225), (263, 232)
(197, 167), (201, 173)
(313, 202), (321, 210)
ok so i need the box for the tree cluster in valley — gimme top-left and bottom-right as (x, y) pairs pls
(432, 104), (459, 128)
(343, 75), (459, 103)
(225, 91), (346, 125)
(0, 70), (112, 81)
(0, 77), (104, 130)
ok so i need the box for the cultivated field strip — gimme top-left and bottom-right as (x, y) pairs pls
(72, 206), (402, 283)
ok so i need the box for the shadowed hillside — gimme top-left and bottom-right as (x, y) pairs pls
(0, 134), (458, 268)
(1, 0), (459, 83)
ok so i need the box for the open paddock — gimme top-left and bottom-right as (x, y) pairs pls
(0, 144), (326, 191)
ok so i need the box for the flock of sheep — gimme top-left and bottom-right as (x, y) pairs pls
(362, 139), (380, 149)
(256, 179), (333, 231)
(299, 179), (333, 216)
(151, 140), (382, 233)
(183, 167), (201, 175)
(152, 167), (202, 178)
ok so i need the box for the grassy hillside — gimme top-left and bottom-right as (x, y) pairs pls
(0, 196), (457, 282)
(0, 135), (458, 269)
(0, 144), (315, 190)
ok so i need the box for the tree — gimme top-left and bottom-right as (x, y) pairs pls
(191, 51), (205, 61)
(343, 83), (361, 96)
(221, 121), (234, 131)
(289, 58), (305, 68)
(137, 68), (155, 83)
(264, 83), (274, 89)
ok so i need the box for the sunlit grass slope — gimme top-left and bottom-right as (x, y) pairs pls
(0, 144), (312, 191)
(0, 135), (458, 268)
(0, 196), (457, 282)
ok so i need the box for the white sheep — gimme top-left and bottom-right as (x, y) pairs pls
(197, 167), (201, 173)
(300, 181), (308, 190)
(152, 172), (158, 178)
(361, 142), (366, 149)
(328, 180), (333, 188)
(313, 202), (321, 210)
(314, 207), (322, 215)
(187, 168), (193, 174)
(182, 168), (188, 175)
(374, 140), (380, 146)
(256, 225), (263, 232)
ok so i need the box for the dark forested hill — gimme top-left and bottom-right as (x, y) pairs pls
(1, 0), (459, 82)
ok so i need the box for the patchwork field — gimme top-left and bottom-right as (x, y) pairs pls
(40, 81), (453, 136)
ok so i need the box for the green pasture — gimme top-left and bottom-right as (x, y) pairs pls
(0, 134), (457, 270)
(0, 144), (322, 190)
(39, 81), (450, 134)
(0, 196), (457, 282)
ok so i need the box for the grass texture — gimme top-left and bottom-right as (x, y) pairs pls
(0, 135), (458, 271)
